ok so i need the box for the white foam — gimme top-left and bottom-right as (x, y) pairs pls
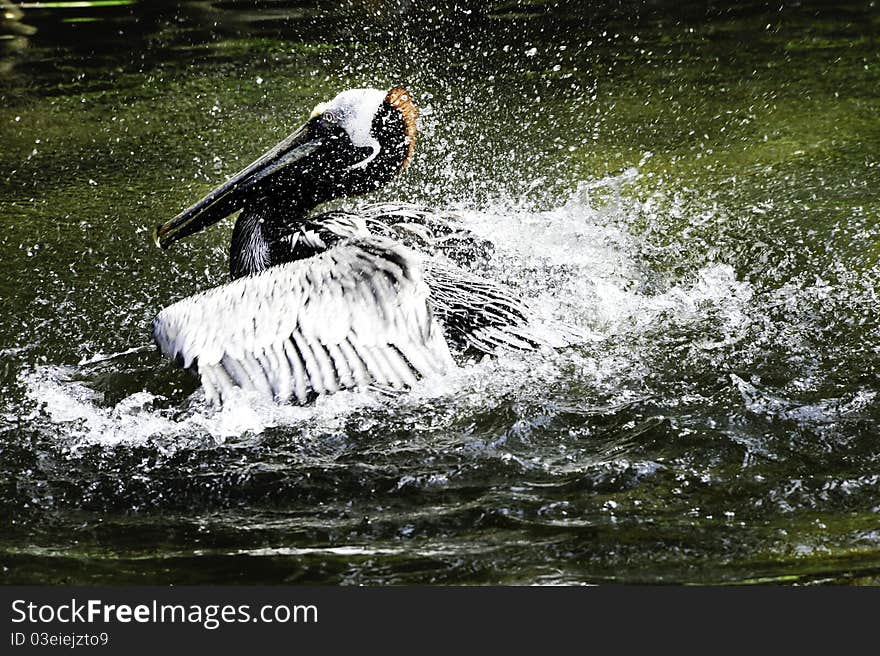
(21, 365), (389, 447)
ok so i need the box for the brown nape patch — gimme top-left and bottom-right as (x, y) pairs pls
(385, 87), (418, 170)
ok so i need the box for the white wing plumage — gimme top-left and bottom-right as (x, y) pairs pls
(152, 238), (454, 404)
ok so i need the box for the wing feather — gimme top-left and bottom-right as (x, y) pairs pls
(338, 338), (370, 387)
(423, 260), (581, 354)
(282, 338), (309, 403)
(153, 238), (454, 404)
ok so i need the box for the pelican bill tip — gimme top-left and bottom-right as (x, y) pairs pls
(152, 225), (166, 249)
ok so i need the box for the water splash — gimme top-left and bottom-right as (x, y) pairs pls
(16, 170), (762, 449)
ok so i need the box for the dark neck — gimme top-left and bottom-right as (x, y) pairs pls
(228, 161), (358, 279)
(230, 201), (307, 280)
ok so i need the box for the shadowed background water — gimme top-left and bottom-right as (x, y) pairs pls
(1, 0), (879, 584)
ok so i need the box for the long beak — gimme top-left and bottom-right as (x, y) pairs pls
(153, 121), (324, 249)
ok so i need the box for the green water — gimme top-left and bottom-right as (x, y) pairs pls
(1, 0), (879, 584)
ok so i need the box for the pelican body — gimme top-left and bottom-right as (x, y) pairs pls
(152, 87), (566, 405)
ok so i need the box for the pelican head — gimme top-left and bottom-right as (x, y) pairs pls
(154, 86), (418, 249)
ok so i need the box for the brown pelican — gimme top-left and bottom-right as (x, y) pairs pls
(152, 87), (571, 405)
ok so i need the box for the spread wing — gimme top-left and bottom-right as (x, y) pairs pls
(281, 205), (583, 356)
(152, 238), (455, 405)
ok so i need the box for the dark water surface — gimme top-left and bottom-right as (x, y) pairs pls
(2, 0), (879, 584)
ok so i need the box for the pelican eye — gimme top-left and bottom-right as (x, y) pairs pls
(322, 110), (339, 123)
